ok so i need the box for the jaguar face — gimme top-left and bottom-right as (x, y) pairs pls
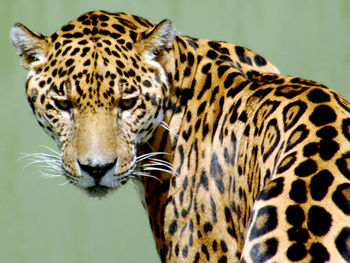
(11, 12), (176, 197)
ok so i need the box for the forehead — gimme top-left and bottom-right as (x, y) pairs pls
(46, 10), (156, 72)
(37, 11), (156, 89)
(51, 11), (153, 46)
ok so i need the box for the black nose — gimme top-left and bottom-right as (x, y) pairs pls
(78, 161), (116, 182)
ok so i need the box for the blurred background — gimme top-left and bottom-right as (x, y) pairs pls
(1, 0), (349, 262)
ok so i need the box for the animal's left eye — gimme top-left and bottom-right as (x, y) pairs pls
(54, 99), (73, 111)
(119, 98), (137, 110)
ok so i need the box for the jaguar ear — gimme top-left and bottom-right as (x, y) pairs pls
(139, 19), (176, 60)
(10, 23), (48, 70)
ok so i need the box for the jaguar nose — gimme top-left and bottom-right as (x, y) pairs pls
(78, 160), (116, 183)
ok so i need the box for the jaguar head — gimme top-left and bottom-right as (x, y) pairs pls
(11, 11), (176, 197)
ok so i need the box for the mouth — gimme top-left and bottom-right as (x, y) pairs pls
(63, 163), (133, 198)
(84, 185), (114, 198)
(80, 174), (131, 198)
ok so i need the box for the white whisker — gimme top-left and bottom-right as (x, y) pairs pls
(38, 145), (61, 156)
(136, 152), (169, 162)
(38, 165), (62, 172)
(161, 121), (178, 138)
(146, 159), (176, 171)
(39, 170), (62, 178)
(60, 180), (71, 186)
(143, 162), (176, 173)
(19, 147), (63, 180)
(144, 141), (156, 151)
(143, 166), (178, 177)
(136, 151), (178, 178)
(133, 171), (161, 182)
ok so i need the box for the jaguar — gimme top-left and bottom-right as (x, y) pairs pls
(11, 10), (350, 262)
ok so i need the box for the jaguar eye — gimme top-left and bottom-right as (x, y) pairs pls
(54, 99), (73, 111)
(119, 98), (137, 110)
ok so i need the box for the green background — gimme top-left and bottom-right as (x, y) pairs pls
(1, 0), (349, 262)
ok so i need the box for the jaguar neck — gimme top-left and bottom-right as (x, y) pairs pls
(158, 35), (248, 148)
(144, 35), (249, 168)
(162, 35), (201, 130)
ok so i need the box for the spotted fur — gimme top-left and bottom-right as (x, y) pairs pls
(11, 10), (350, 262)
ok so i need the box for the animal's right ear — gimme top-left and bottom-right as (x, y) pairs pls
(10, 23), (48, 70)
(138, 19), (176, 60)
